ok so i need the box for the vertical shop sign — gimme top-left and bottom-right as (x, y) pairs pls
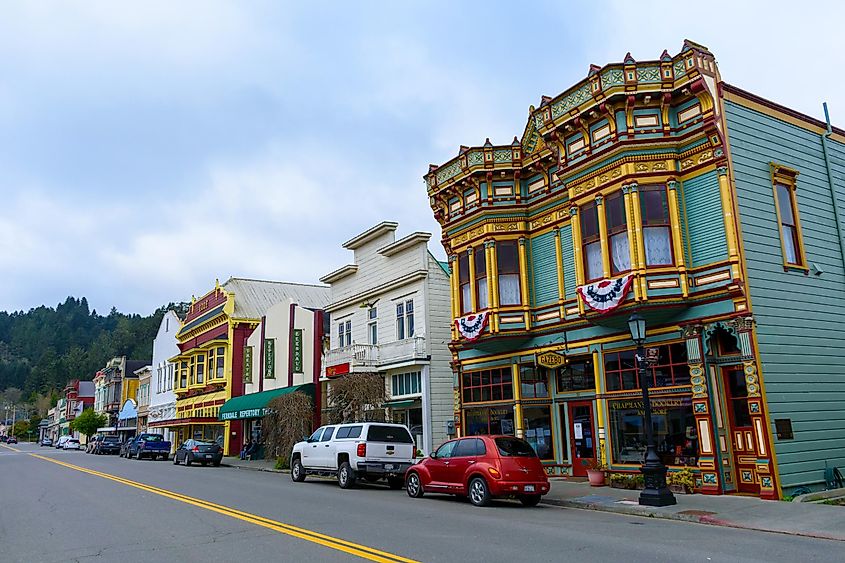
(264, 338), (275, 378)
(243, 346), (253, 383)
(292, 329), (303, 373)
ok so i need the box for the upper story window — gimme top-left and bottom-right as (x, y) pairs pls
(581, 201), (602, 282)
(337, 319), (352, 348)
(771, 164), (806, 269)
(497, 241), (521, 306)
(458, 252), (471, 314)
(604, 342), (688, 392)
(195, 353), (205, 384)
(396, 300), (414, 340)
(640, 185), (673, 266)
(461, 367), (514, 403)
(179, 361), (187, 389)
(474, 247), (488, 309)
(392, 371), (421, 397)
(215, 347), (225, 379)
(189, 356), (197, 386)
(606, 192), (630, 274)
(519, 365), (549, 398)
(368, 307), (378, 345)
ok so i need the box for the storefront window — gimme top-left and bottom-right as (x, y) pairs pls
(519, 365), (549, 398)
(604, 342), (688, 391)
(609, 396), (698, 467)
(461, 367), (513, 403)
(522, 406), (553, 459)
(555, 358), (596, 392)
(465, 406), (514, 436)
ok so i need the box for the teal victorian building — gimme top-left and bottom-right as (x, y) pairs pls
(425, 41), (845, 499)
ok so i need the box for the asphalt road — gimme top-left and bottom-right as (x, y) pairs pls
(1, 442), (842, 563)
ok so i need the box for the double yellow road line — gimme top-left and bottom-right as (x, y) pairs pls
(13, 446), (417, 563)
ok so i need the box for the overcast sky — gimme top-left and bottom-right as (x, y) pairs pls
(2, 1), (842, 315)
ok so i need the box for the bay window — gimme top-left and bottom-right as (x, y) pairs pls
(459, 252), (471, 314)
(497, 241), (521, 306)
(640, 186), (674, 266)
(606, 191), (630, 274)
(215, 347), (225, 378)
(474, 246), (488, 309)
(581, 201), (603, 281)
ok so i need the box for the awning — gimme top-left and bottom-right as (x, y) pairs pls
(96, 427), (117, 433)
(218, 383), (315, 421)
(385, 399), (419, 409)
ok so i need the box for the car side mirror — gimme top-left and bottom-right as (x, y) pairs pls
(429, 452), (437, 459)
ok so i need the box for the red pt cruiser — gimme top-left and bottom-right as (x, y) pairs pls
(405, 435), (550, 507)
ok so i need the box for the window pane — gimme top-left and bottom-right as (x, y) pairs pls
(522, 407), (553, 459)
(397, 317), (405, 340)
(610, 231), (630, 274)
(606, 192), (626, 230)
(407, 310), (414, 337)
(461, 283), (471, 313)
(497, 241), (519, 273)
(782, 226), (799, 264)
(498, 274), (521, 305)
(474, 247), (486, 277)
(776, 184), (796, 226)
(458, 253), (469, 283)
(476, 278), (489, 309)
(581, 202), (599, 239)
(641, 188), (669, 225)
(585, 240), (603, 280)
(643, 226), (673, 265)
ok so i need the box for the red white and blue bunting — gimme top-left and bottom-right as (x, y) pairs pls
(455, 312), (489, 341)
(577, 274), (634, 313)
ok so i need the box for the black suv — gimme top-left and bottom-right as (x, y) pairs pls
(96, 436), (122, 455)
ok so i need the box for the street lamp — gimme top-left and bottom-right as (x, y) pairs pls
(627, 312), (676, 507)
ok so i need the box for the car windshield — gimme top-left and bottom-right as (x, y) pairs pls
(194, 441), (214, 446)
(140, 435), (163, 442)
(366, 425), (413, 443)
(495, 437), (537, 457)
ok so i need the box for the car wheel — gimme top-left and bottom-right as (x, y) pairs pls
(405, 472), (424, 498)
(387, 477), (403, 490)
(518, 494), (541, 507)
(213, 461), (220, 467)
(136, 452), (143, 461)
(337, 461), (356, 489)
(291, 459), (306, 482)
(185, 455), (192, 467)
(468, 477), (491, 507)
(173, 455), (179, 465)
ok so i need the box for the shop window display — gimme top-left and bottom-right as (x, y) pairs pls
(604, 342), (688, 391)
(519, 365), (549, 398)
(465, 406), (515, 436)
(555, 358), (595, 392)
(522, 406), (553, 459)
(461, 367), (513, 403)
(609, 397), (698, 466)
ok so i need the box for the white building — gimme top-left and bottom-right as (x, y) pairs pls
(147, 310), (181, 447)
(320, 221), (453, 454)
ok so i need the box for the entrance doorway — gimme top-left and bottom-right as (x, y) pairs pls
(567, 401), (596, 477)
(723, 367), (760, 494)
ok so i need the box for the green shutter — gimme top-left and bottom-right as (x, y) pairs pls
(683, 170), (727, 267)
(531, 231), (559, 306)
(560, 224), (576, 299)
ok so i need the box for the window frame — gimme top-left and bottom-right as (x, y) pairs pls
(603, 341), (689, 392)
(458, 252), (471, 314)
(605, 191), (631, 275)
(461, 367), (514, 404)
(473, 246), (489, 310)
(367, 307), (378, 345)
(770, 163), (807, 270)
(580, 201), (603, 282)
(496, 240), (522, 306)
(639, 184), (675, 267)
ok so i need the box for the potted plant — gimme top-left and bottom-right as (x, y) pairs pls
(583, 458), (607, 486)
(666, 468), (695, 494)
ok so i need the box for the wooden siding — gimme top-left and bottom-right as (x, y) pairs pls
(725, 99), (845, 491)
(683, 170), (728, 267)
(426, 255), (457, 449)
(531, 231), (559, 306)
(560, 224), (576, 299)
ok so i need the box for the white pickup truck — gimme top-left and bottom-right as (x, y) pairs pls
(290, 422), (416, 489)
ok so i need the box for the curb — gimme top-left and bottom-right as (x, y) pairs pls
(222, 463), (289, 474)
(540, 498), (845, 542)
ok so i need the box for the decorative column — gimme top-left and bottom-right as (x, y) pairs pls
(570, 206), (586, 315)
(730, 315), (777, 500)
(622, 184), (641, 301)
(512, 363), (524, 439)
(717, 165), (742, 281)
(485, 240), (499, 333)
(685, 324), (721, 494)
(596, 194), (611, 279)
(592, 349), (607, 467)
(667, 179), (689, 297)
(449, 253), (459, 340)
(553, 228), (566, 318)
(629, 183), (648, 299)
(517, 237), (531, 329)
(467, 247), (477, 312)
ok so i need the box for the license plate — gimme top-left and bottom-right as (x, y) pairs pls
(524, 485), (535, 492)
(205, 454), (212, 458)
(384, 464), (396, 471)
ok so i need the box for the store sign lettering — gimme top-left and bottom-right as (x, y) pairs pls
(293, 329), (303, 373)
(326, 363), (350, 378)
(243, 346), (253, 382)
(609, 397), (691, 415)
(265, 338), (275, 378)
(536, 351), (566, 369)
(221, 407), (267, 421)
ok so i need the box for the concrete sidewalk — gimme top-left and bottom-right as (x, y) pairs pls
(223, 457), (845, 541)
(544, 479), (845, 541)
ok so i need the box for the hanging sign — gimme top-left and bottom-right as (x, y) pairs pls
(243, 346), (253, 383)
(536, 351), (566, 369)
(455, 312), (489, 341)
(646, 347), (660, 366)
(577, 274), (634, 313)
(292, 329), (303, 374)
(264, 338), (275, 379)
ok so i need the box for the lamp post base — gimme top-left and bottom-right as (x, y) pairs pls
(639, 461), (677, 507)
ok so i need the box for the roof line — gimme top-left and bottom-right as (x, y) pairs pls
(223, 276), (329, 288)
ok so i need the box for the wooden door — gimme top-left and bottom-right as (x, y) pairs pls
(568, 401), (596, 477)
(723, 368), (759, 494)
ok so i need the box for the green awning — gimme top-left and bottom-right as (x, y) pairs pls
(385, 399), (418, 409)
(218, 383), (315, 421)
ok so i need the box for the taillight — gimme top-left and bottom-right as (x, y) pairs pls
(192, 446), (199, 452)
(356, 443), (366, 457)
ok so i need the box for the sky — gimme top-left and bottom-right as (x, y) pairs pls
(1, 1), (843, 315)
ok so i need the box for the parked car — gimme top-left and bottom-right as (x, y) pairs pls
(404, 435), (550, 507)
(7, 436), (18, 444)
(0, 435), (8, 442)
(291, 422), (415, 489)
(86, 434), (102, 453)
(55, 436), (70, 449)
(126, 433), (171, 460)
(40, 438), (53, 447)
(173, 440), (223, 467)
(119, 438), (133, 457)
(63, 438), (81, 450)
(95, 436), (122, 455)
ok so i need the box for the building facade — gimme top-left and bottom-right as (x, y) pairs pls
(146, 311), (181, 447)
(93, 357), (145, 428)
(425, 41), (845, 498)
(320, 222), (454, 454)
(135, 366), (152, 434)
(61, 379), (95, 442)
(171, 278), (330, 456)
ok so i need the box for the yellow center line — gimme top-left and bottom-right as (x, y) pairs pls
(12, 446), (418, 563)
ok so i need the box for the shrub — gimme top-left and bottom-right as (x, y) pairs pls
(262, 392), (314, 461)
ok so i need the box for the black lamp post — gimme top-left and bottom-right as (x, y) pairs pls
(627, 312), (676, 507)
